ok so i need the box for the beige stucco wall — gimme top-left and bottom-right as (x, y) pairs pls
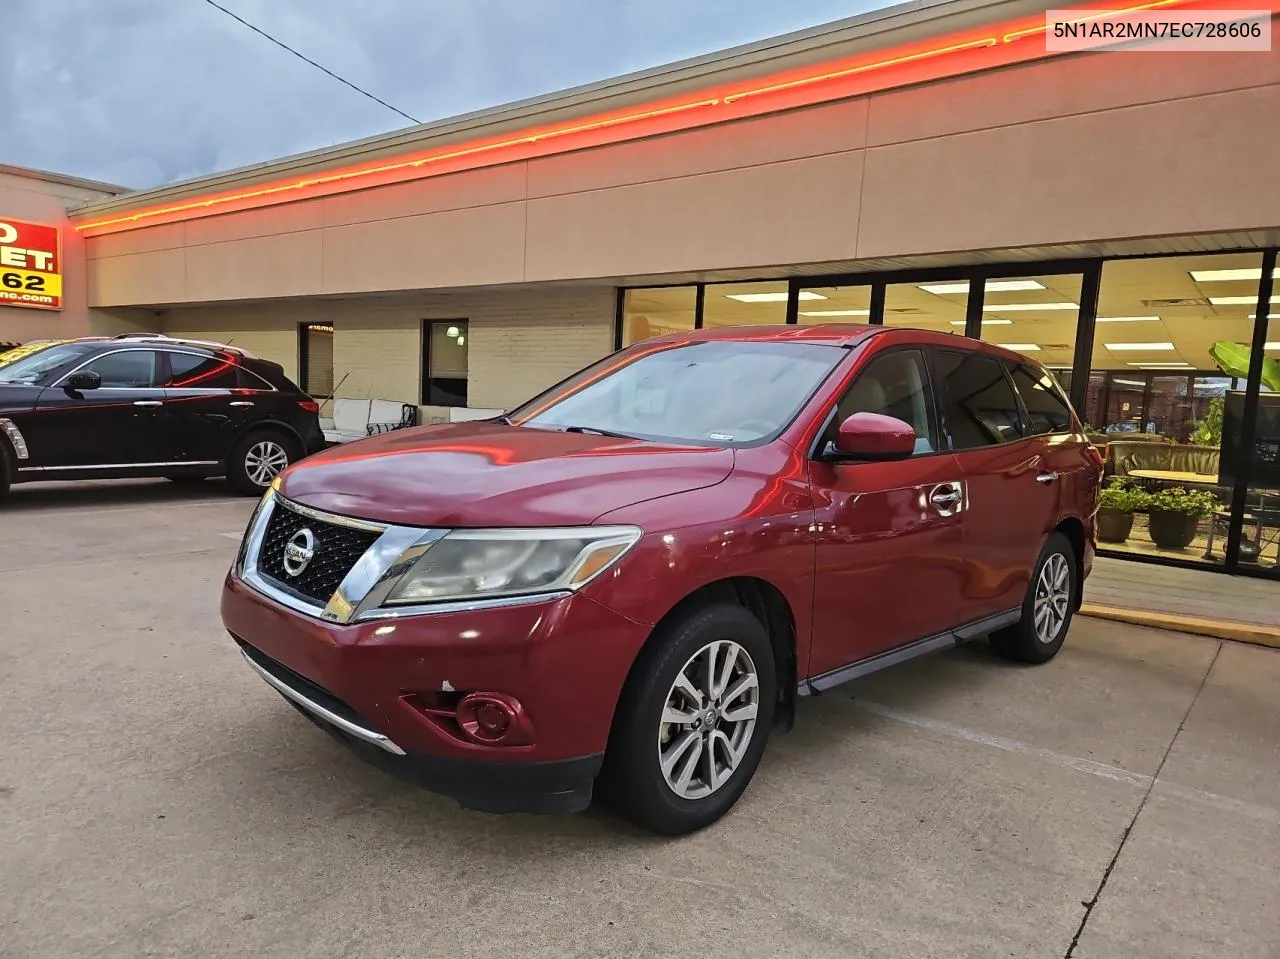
(0, 170), (142, 341)
(159, 285), (614, 412)
(84, 40), (1280, 308)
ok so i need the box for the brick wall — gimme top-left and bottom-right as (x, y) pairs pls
(158, 284), (615, 411)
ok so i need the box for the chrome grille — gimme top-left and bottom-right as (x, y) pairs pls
(257, 501), (381, 605)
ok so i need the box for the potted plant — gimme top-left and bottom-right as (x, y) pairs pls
(1146, 486), (1219, 549)
(1097, 478), (1149, 543)
(1190, 396), (1224, 448)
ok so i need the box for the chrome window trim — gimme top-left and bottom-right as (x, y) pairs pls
(52, 347), (165, 389)
(234, 491), (601, 625)
(159, 348), (278, 392)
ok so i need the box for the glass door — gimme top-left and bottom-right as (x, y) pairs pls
(1226, 253), (1280, 575)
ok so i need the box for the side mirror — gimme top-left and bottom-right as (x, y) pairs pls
(64, 371), (102, 391)
(830, 412), (916, 461)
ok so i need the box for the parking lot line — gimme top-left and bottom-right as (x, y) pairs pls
(850, 697), (1280, 826)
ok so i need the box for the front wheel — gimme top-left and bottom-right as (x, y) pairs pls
(599, 603), (776, 836)
(227, 430), (300, 496)
(990, 531), (1077, 664)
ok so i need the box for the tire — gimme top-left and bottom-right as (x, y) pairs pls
(0, 439), (11, 502)
(599, 603), (776, 836)
(990, 532), (1077, 665)
(227, 429), (300, 496)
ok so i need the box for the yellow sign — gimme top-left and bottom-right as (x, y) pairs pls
(0, 338), (71, 365)
(0, 218), (62, 311)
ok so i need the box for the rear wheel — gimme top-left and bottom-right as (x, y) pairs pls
(599, 603), (776, 836)
(0, 440), (11, 502)
(227, 430), (300, 496)
(990, 532), (1077, 664)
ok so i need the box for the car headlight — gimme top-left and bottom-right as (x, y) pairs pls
(383, 526), (642, 606)
(234, 485), (278, 576)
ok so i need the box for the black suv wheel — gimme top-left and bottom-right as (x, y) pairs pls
(228, 430), (300, 495)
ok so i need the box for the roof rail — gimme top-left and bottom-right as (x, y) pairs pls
(109, 332), (256, 357)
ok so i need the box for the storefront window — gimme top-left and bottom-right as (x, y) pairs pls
(621, 287), (697, 346)
(978, 273), (1083, 376)
(1232, 287), (1280, 573)
(887, 278), (970, 333)
(1089, 252), (1266, 565)
(298, 323), (334, 398)
(422, 320), (468, 407)
(795, 284), (872, 325)
(701, 281), (789, 328)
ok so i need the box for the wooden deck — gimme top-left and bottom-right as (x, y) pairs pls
(1085, 555), (1280, 628)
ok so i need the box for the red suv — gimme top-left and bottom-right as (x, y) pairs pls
(222, 325), (1101, 835)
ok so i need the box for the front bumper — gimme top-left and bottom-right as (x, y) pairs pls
(222, 571), (647, 815)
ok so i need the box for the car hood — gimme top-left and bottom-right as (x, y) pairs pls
(0, 383), (42, 413)
(278, 422), (735, 528)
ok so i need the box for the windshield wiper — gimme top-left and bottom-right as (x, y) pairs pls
(562, 425), (639, 440)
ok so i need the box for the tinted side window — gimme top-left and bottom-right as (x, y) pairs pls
(163, 352), (240, 389)
(938, 351), (1024, 449)
(831, 349), (937, 455)
(79, 350), (161, 388)
(1011, 365), (1073, 436)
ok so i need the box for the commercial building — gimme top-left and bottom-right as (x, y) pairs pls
(2, 0), (1280, 578)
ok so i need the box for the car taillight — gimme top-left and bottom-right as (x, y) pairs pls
(297, 399), (320, 413)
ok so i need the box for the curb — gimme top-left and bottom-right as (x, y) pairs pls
(1080, 603), (1280, 649)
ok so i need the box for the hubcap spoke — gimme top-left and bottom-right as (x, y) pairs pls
(662, 704), (698, 726)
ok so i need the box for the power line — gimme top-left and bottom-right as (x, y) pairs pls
(200, 0), (420, 125)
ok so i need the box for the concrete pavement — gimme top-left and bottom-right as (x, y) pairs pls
(1, 480), (1277, 959)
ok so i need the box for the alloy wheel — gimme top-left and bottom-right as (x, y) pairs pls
(657, 639), (760, 800)
(1034, 552), (1071, 644)
(245, 440), (289, 486)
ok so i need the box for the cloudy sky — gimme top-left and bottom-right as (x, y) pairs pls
(4, 0), (887, 190)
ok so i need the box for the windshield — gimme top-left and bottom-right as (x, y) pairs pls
(0, 342), (96, 386)
(509, 339), (846, 446)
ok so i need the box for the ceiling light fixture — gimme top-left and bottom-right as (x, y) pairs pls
(1096, 316), (1161, 323)
(1248, 314), (1280, 319)
(982, 302), (1078, 312)
(921, 280), (1043, 295)
(1190, 268), (1280, 282)
(1127, 362), (1193, 368)
(727, 291), (822, 303)
(996, 343), (1040, 351)
(1105, 342), (1175, 351)
(799, 309), (870, 316)
(1210, 295), (1280, 306)
(1112, 378), (1148, 387)
(949, 319), (1012, 325)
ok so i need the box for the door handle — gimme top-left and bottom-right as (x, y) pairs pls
(1035, 471), (1060, 484)
(229, 401), (255, 407)
(930, 487), (962, 508)
(132, 400), (164, 407)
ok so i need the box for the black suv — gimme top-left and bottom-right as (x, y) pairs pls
(0, 334), (324, 500)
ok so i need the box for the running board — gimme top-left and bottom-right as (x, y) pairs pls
(798, 607), (1022, 696)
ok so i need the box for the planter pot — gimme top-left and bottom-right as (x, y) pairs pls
(1097, 507), (1135, 543)
(1148, 510), (1202, 549)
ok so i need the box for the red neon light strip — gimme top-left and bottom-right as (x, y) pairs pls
(1001, 0), (1187, 41)
(75, 0), (1246, 234)
(721, 37), (998, 104)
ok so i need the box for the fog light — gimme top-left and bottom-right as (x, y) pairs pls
(455, 692), (535, 746)
(474, 701), (510, 737)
